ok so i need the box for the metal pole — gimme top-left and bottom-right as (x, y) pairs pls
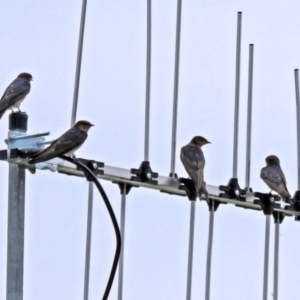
(83, 182), (94, 300)
(294, 69), (300, 189)
(6, 113), (28, 300)
(70, 0), (88, 127)
(263, 215), (271, 300)
(245, 44), (254, 191)
(170, 0), (182, 176)
(118, 185), (127, 300)
(273, 214), (280, 300)
(186, 201), (196, 300)
(232, 12), (242, 178)
(144, 0), (152, 162)
(205, 201), (215, 300)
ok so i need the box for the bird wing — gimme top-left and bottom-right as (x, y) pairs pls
(260, 165), (290, 199)
(180, 144), (205, 190)
(29, 127), (87, 164)
(0, 78), (30, 112)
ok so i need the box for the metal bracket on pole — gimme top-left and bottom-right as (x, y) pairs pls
(219, 178), (246, 201)
(74, 158), (104, 181)
(130, 161), (158, 185)
(254, 192), (281, 215)
(178, 178), (197, 201)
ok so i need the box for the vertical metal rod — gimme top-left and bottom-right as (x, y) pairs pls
(70, 0), (88, 127)
(263, 215), (271, 300)
(232, 12), (242, 178)
(117, 185), (127, 300)
(7, 164), (25, 300)
(273, 215), (280, 300)
(170, 0), (182, 176)
(205, 201), (215, 300)
(83, 182), (94, 300)
(186, 201), (196, 300)
(294, 69), (300, 189)
(144, 0), (152, 162)
(245, 44), (254, 191)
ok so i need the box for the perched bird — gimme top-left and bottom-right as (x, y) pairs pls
(180, 136), (210, 201)
(28, 120), (94, 164)
(0, 72), (33, 119)
(260, 155), (291, 203)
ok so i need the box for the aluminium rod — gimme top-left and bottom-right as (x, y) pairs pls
(144, 0), (152, 161)
(117, 185), (127, 300)
(273, 214), (280, 300)
(186, 200), (196, 300)
(245, 44), (254, 191)
(83, 182), (94, 300)
(170, 0), (182, 176)
(205, 201), (215, 300)
(263, 215), (271, 300)
(232, 12), (242, 178)
(60, 155), (121, 300)
(295, 69), (300, 189)
(70, 0), (88, 127)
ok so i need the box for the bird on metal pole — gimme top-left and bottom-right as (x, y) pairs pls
(260, 155), (291, 203)
(28, 120), (94, 164)
(180, 136), (211, 201)
(0, 72), (33, 119)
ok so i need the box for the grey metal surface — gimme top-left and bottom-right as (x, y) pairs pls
(144, 0), (152, 162)
(232, 12), (242, 178)
(273, 215), (280, 300)
(205, 202), (215, 300)
(83, 182), (94, 300)
(6, 164), (26, 300)
(186, 201), (196, 300)
(295, 69), (300, 189)
(118, 186), (127, 300)
(263, 215), (271, 300)
(245, 44), (254, 190)
(70, 0), (88, 127)
(170, 0), (182, 176)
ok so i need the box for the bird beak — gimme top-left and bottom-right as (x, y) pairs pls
(207, 141), (211, 144)
(91, 124), (94, 126)
(30, 78), (34, 81)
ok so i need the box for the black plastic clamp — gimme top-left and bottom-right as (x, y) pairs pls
(75, 158), (104, 182)
(219, 178), (246, 201)
(131, 161), (158, 185)
(207, 199), (225, 212)
(178, 178), (197, 201)
(283, 191), (300, 221)
(253, 192), (281, 215)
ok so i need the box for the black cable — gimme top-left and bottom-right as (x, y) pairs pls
(60, 155), (121, 300)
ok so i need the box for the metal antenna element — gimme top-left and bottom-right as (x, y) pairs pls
(118, 184), (128, 300)
(60, 155), (121, 300)
(232, 12), (242, 178)
(245, 44), (254, 191)
(273, 214), (280, 300)
(170, 0), (182, 176)
(71, 0), (88, 127)
(205, 201), (215, 300)
(144, 0), (152, 161)
(295, 69), (300, 189)
(263, 215), (271, 300)
(83, 182), (94, 300)
(186, 201), (196, 300)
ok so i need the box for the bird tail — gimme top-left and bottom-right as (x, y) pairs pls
(0, 110), (5, 119)
(198, 183), (209, 202)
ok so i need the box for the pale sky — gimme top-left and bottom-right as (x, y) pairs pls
(1, 1), (300, 299)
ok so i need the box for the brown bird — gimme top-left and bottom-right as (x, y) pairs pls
(0, 73), (33, 119)
(180, 136), (210, 201)
(260, 155), (291, 203)
(28, 120), (94, 164)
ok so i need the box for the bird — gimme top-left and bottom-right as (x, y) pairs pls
(180, 136), (210, 201)
(28, 120), (94, 164)
(260, 155), (291, 203)
(0, 72), (33, 119)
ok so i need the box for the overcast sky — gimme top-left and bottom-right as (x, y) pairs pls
(1, 1), (300, 299)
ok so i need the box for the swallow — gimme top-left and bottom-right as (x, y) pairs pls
(180, 136), (210, 201)
(28, 120), (94, 164)
(260, 155), (291, 203)
(0, 72), (33, 119)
